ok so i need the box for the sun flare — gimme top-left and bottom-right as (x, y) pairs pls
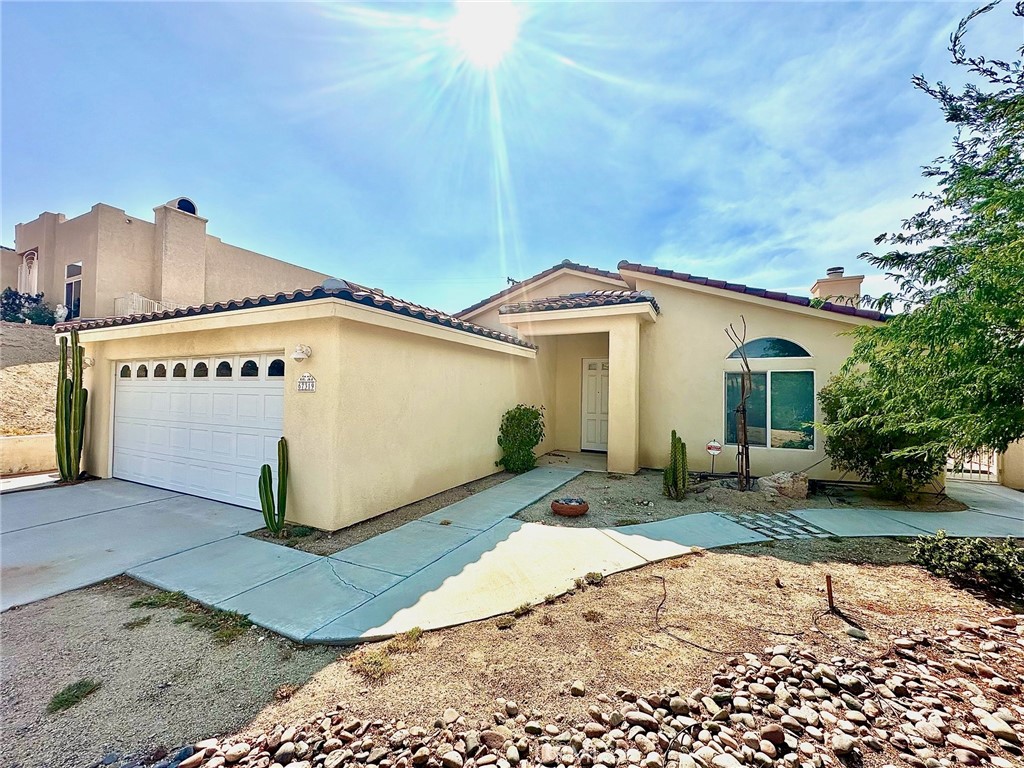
(447, 0), (521, 69)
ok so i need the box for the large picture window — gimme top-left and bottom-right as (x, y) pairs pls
(725, 371), (814, 450)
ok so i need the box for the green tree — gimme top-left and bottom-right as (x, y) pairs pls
(847, 1), (1024, 459)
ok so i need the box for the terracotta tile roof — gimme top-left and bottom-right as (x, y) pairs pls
(456, 260), (626, 318)
(617, 261), (888, 322)
(499, 290), (660, 315)
(56, 281), (535, 349)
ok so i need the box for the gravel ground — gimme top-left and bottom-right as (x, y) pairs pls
(245, 537), (990, 737)
(516, 470), (965, 528)
(249, 471), (514, 555)
(0, 539), (1002, 767)
(0, 362), (57, 435)
(0, 577), (336, 768)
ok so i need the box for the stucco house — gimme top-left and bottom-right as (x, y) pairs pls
(56, 258), (909, 531)
(2, 198), (328, 320)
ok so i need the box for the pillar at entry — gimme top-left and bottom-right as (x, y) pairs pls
(607, 318), (640, 474)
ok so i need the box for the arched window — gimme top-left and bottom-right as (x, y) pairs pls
(193, 362), (209, 378)
(173, 363), (187, 378)
(154, 364), (167, 378)
(240, 359), (259, 378)
(216, 361), (233, 378)
(727, 338), (810, 359)
(136, 364), (148, 378)
(119, 364), (131, 378)
(268, 359), (285, 377)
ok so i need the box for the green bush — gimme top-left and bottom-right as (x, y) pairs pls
(496, 404), (545, 474)
(913, 531), (1023, 600)
(818, 371), (947, 499)
(1, 288), (54, 324)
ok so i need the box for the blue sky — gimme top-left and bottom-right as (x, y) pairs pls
(2, 1), (1017, 313)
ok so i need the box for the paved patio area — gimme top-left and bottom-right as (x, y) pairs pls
(2, 471), (1019, 644)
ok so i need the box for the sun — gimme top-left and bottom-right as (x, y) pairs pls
(447, 0), (522, 69)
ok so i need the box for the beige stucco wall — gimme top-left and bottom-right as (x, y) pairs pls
(632, 274), (878, 480)
(0, 434), (56, 475)
(332, 320), (555, 530)
(1, 247), (19, 294)
(204, 239), (327, 303)
(549, 333), (609, 453)
(1000, 441), (1024, 490)
(14, 203), (328, 320)
(467, 270), (628, 334)
(73, 300), (548, 531)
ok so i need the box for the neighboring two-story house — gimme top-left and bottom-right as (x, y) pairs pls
(2, 198), (329, 319)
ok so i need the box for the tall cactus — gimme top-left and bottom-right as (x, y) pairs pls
(662, 430), (688, 500)
(258, 437), (289, 536)
(55, 330), (88, 483)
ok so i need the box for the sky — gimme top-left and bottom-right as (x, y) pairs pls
(2, 1), (1019, 314)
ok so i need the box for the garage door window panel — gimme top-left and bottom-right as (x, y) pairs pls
(216, 360), (233, 378)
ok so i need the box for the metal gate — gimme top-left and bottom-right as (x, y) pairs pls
(946, 450), (999, 483)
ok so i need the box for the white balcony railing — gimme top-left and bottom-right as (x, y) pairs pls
(113, 292), (188, 318)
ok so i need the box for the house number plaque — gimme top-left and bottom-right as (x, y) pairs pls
(297, 372), (317, 393)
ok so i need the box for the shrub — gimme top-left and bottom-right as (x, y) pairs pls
(818, 371), (947, 499)
(349, 649), (395, 682)
(913, 531), (1023, 600)
(496, 404), (545, 474)
(495, 616), (516, 630)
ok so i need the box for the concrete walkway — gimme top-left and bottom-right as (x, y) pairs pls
(3, 471), (1020, 644)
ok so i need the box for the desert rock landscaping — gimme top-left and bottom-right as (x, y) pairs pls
(142, 609), (1023, 768)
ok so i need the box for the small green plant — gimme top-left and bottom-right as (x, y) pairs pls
(130, 590), (189, 609)
(385, 627), (424, 654)
(584, 571), (604, 586)
(495, 616), (516, 630)
(512, 602), (533, 618)
(290, 525), (315, 538)
(913, 531), (1023, 601)
(55, 330), (88, 483)
(496, 404), (546, 474)
(544, 593), (557, 604)
(48, 679), (101, 713)
(662, 430), (688, 500)
(123, 615), (152, 630)
(349, 649), (396, 682)
(130, 590), (251, 643)
(574, 577), (586, 590)
(259, 437), (290, 536)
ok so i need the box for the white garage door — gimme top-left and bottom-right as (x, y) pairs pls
(113, 353), (286, 509)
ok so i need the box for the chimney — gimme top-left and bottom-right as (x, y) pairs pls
(810, 266), (864, 306)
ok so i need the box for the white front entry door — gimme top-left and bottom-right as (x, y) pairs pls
(581, 358), (609, 452)
(112, 354), (286, 509)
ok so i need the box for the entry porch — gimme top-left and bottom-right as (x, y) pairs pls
(499, 296), (659, 475)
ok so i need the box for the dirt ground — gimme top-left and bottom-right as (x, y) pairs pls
(0, 577), (337, 768)
(246, 538), (1001, 741)
(0, 322), (58, 369)
(0, 361), (57, 435)
(0, 539), (1007, 768)
(249, 471), (515, 555)
(516, 469), (966, 528)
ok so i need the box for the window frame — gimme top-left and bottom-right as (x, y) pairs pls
(723, 368), (816, 451)
(64, 261), (83, 320)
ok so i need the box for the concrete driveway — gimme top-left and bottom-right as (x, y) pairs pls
(0, 480), (263, 611)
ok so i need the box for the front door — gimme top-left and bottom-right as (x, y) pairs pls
(581, 358), (609, 452)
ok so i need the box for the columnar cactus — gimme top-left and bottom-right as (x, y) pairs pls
(258, 437), (289, 535)
(662, 430), (688, 500)
(55, 330), (88, 483)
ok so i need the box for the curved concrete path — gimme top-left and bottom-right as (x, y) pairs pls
(3, 472), (1020, 644)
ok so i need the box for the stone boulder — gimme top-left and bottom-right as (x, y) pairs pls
(756, 471), (809, 499)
